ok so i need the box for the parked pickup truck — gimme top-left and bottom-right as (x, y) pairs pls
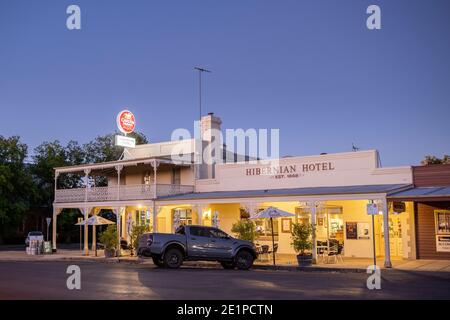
(138, 225), (257, 270)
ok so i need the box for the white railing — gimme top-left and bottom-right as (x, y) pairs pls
(54, 184), (194, 203)
(156, 184), (197, 197)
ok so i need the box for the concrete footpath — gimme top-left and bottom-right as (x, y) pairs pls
(1, 248), (450, 273)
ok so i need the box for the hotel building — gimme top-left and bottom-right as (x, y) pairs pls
(52, 114), (450, 266)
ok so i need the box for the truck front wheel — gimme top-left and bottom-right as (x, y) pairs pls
(163, 248), (183, 269)
(235, 250), (254, 270)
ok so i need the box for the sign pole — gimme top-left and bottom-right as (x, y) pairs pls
(367, 201), (377, 267)
(372, 214), (376, 267)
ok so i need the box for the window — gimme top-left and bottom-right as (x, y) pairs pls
(173, 208), (193, 226)
(209, 228), (229, 239)
(144, 172), (153, 185)
(172, 168), (181, 185)
(175, 226), (185, 235)
(189, 226), (209, 237)
(135, 210), (150, 227)
(253, 208), (279, 238)
(435, 210), (450, 235)
(295, 207), (311, 225)
(254, 219), (279, 238)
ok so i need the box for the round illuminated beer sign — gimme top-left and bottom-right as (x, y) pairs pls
(116, 110), (136, 134)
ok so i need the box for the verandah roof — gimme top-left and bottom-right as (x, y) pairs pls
(158, 184), (412, 201)
(388, 186), (450, 201)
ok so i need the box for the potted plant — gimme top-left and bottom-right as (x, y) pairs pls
(231, 219), (258, 243)
(99, 225), (117, 258)
(291, 223), (313, 267)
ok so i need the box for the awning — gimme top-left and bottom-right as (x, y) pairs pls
(388, 186), (450, 201)
(157, 184), (412, 201)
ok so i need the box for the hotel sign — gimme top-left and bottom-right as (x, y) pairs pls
(245, 162), (335, 180)
(115, 135), (136, 148)
(116, 109), (136, 134)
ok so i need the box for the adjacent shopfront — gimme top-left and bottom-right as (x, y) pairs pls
(388, 164), (450, 260)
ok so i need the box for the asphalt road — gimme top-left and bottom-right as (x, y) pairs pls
(0, 261), (449, 300)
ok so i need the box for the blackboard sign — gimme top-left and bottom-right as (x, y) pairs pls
(346, 222), (357, 239)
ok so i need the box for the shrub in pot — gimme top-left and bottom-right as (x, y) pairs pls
(291, 223), (313, 267)
(99, 225), (117, 257)
(129, 225), (149, 256)
(231, 219), (258, 243)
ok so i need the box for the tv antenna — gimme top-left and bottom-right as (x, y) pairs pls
(352, 143), (360, 152)
(194, 67), (212, 121)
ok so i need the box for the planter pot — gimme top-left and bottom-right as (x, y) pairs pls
(297, 254), (313, 267)
(104, 249), (116, 258)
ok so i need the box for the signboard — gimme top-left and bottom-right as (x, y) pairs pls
(436, 235), (450, 252)
(46, 217), (51, 226)
(116, 110), (136, 134)
(115, 135), (136, 148)
(346, 222), (358, 239)
(393, 201), (406, 214)
(366, 203), (378, 215)
(357, 222), (370, 239)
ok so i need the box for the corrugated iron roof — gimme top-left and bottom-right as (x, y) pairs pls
(388, 186), (450, 199)
(158, 184), (411, 201)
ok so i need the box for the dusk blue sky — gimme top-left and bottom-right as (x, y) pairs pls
(0, 0), (449, 166)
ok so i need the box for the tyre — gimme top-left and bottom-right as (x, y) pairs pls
(152, 256), (165, 268)
(220, 261), (236, 270)
(235, 250), (254, 270)
(163, 248), (183, 269)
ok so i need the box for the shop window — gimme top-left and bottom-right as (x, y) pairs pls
(295, 207), (311, 225)
(295, 205), (344, 243)
(254, 219), (279, 238)
(173, 208), (193, 226)
(135, 210), (150, 227)
(253, 208), (279, 239)
(435, 210), (450, 234)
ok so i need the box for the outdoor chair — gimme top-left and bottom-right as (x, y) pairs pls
(257, 245), (270, 262)
(326, 243), (344, 264)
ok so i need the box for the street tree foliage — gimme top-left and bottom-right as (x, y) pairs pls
(84, 132), (148, 163)
(421, 155), (450, 165)
(0, 132), (147, 243)
(0, 136), (35, 242)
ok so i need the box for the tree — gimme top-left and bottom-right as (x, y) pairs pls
(0, 136), (34, 243)
(421, 155), (450, 165)
(84, 132), (148, 164)
(31, 141), (67, 208)
(129, 224), (149, 256)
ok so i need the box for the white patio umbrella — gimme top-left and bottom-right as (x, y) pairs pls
(249, 207), (295, 266)
(76, 216), (115, 256)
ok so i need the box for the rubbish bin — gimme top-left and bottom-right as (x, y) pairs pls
(43, 241), (52, 254)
